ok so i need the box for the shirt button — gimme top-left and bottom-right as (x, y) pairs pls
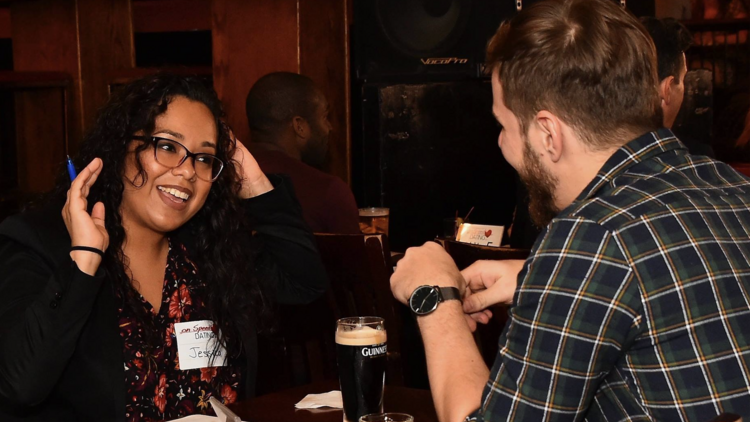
(50, 300), (59, 309)
(55, 292), (63, 300)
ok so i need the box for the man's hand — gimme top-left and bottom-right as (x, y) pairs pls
(461, 259), (525, 319)
(390, 242), (465, 305)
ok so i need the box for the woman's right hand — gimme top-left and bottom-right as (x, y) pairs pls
(62, 158), (109, 276)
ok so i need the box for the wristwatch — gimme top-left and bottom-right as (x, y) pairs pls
(409, 285), (462, 316)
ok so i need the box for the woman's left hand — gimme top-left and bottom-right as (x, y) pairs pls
(231, 134), (273, 199)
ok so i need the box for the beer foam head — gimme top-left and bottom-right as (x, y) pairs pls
(336, 326), (387, 346)
(358, 208), (389, 217)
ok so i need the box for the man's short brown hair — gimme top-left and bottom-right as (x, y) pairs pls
(486, 0), (662, 149)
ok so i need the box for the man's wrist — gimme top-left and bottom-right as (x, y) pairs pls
(416, 300), (465, 326)
(409, 285), (462, 316)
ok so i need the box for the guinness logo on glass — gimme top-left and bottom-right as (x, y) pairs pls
(361, 344), (387, 357)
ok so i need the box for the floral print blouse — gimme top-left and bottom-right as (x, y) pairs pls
(118, 240), (242, 422)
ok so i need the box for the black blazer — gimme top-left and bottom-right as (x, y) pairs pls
(0, 175), (328, 421)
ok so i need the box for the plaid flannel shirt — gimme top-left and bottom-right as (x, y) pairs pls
(470, 130), (750, 421)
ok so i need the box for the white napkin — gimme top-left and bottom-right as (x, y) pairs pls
(209, 397), (242, 422)
(165, 398), (244, 422)
(294, 390), (344, 409)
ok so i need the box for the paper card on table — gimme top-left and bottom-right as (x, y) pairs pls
(209, 397), (241, 422)
(455, 223), (504, 247)
(174, 320), (227, 370)
(295, 390), (344, 409)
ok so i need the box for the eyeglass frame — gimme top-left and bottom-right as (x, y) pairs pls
(131, 135), (225, 182)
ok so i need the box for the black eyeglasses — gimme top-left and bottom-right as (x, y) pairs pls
(132, 136), (224, 182)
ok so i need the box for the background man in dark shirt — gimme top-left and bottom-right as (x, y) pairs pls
(245, 72), (360, 233)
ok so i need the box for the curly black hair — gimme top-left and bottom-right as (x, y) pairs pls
(64, 73), (271, 364)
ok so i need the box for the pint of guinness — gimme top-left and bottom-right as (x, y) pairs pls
(336, 317), (387, 422)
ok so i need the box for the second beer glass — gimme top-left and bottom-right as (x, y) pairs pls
(358, 208), (389, 235)
(336, 317), (387, 422)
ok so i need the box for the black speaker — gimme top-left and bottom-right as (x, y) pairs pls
(353, 0), (654, 82)
(353, 0), (519, 81)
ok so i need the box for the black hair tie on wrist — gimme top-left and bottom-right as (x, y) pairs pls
(71, 246), (105, 257)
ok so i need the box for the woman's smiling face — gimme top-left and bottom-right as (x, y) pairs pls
(120, 96), (218, 236)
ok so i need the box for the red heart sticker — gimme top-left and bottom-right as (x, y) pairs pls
(485, 230), (492, 237)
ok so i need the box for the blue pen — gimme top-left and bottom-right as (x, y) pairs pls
(66, 155), (77, 182)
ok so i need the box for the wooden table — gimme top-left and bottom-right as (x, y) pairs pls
(231, 380), (438, 422)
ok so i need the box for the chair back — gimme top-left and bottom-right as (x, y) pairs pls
(314, 233), (405, 386)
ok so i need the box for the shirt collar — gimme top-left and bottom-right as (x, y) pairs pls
(576, 128), (687, 202)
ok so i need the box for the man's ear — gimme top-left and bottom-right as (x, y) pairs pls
(659, 76), (674, 105)
(292, 116), (310, 140)
(535, 111), (563, 163)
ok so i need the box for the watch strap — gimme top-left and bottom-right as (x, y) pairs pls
(439, 287), (462, 303)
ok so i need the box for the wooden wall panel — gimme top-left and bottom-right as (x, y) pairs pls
(77, 0), (134, 147)
(11, 0), (81, 142)
(299, 0), (350, 183)
(11, 0), (79, 192)
(0, 7), (10, 39)
(14, 89), (66, 192)
(5, 0), (353, 191)
(133, 0), (211, 33)
(212, 0), (299, 146)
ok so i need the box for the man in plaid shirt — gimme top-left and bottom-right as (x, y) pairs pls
(390, 0), (750, 420)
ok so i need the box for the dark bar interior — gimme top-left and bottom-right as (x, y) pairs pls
(2, 1), (750, 421)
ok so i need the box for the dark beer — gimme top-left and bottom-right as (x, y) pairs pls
(336, 318), (387, 422)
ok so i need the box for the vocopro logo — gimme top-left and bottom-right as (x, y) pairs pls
(420, 57), (469, 65)
(362, 344), (387, 357)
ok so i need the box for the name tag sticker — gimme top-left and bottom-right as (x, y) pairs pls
(455, 223), (504, 247)
(174, 320), (227, 370)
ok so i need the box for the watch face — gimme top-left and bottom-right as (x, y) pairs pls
(410, 286), (440, 315)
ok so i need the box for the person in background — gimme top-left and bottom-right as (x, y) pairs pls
(641, 16), (716, 157)
(245, 72), (360, 234)
(0, 74), (327, 421)
(390, 0), (750, 420)
(641, 17), (692, 130)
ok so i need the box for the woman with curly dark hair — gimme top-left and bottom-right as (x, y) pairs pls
(0, 74), (327, 421)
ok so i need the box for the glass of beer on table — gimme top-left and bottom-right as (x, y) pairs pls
(359, 208), (389, 236)
(336, 317), (387, 422)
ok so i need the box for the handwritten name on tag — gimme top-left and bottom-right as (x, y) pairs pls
(455, 223), (504, 247)
(174, 320), (227, 370)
